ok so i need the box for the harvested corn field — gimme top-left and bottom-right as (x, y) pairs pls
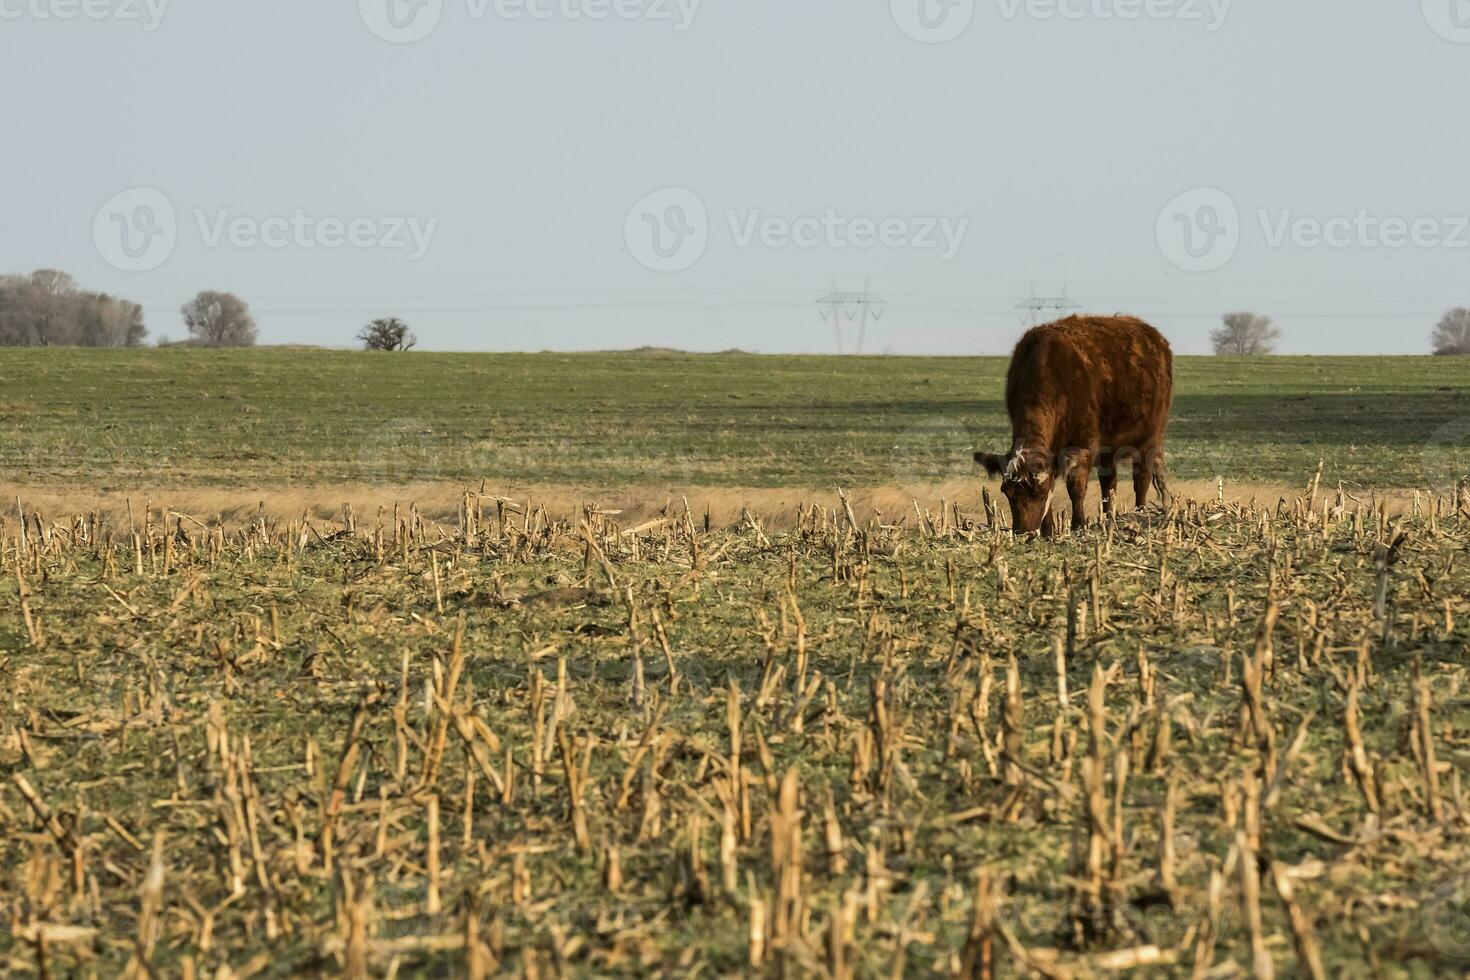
(2, 486), (1468, 976)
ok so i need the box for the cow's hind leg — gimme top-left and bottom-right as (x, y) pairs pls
(1134, 446), (1164, 509)
(1098, 451), (1117, 518)
(1150, 447), (1171, 505)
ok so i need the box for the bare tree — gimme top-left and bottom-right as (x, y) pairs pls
(358, 317), (417, 351)
(0, 270), (147, 347)
(1211, 312), (1280, 355)
(30, 269), (78, 297)
(76, 293), (147, 347)
(1432, 308), (1470, 355)
(9, 270), (77, 346)
(181, 291), (257, 347)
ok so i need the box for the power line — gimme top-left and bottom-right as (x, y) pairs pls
(815, 278), (887, 354)
(1014, 284), (1081, 327)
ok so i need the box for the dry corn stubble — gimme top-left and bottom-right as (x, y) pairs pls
(0, 483), (1467, 976)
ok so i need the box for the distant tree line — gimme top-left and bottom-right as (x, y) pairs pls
(1208, 308), (1470, 356)
(0, 270), (146, 347)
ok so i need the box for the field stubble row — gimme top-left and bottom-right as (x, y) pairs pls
(1, 480), (1469, 975)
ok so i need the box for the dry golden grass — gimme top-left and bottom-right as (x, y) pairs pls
(0, 479), (1420, 534)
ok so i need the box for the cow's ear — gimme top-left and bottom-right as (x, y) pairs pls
(1060, 447), (1090, 476)
(975, 452), (1006, 477)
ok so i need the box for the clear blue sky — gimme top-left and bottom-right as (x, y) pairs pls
(3, 1), (1468, 354)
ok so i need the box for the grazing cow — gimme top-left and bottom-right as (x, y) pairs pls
(974, 315), (1173, 535)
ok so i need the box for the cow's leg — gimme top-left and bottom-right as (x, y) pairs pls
(1148, 446), (1170, 505)
(1134, 447), (1157, 508)
(1066, 454), (1093, 531)
(1098, 451), (1117, 517)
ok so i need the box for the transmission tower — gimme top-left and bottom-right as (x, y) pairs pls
(816, 278), (887, 354)
(1015, 284), (1081, 327)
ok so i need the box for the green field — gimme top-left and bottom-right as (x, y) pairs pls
(0, 348), (1467, 490)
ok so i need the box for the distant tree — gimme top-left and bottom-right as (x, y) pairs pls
(1432, 308), (1470, 355)
(181, 291), (256, 347)
(0, 270), (147, 347)
(2, 270), (76, 346)
(1211, 312), (1280, 355)
(30, 269), (78, 297)
(358, 317), (417, 351)
(76, 292), (147, 348)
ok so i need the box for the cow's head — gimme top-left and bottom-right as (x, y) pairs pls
(974, 447), (1058, 536)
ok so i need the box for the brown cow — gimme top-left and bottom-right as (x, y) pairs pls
(975, 316), (1173, 535)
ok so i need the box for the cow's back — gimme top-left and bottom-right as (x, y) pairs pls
(1005, 316), (1172, 449)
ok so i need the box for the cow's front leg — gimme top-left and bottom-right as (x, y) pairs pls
(1064, 450), (1093, 531)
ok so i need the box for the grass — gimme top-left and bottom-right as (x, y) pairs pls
(0, 348), (1466, 490)
(1, 490), (1468, 976)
